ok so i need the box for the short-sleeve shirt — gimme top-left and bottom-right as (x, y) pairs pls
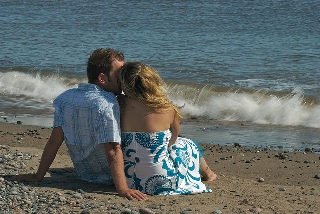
(53, 83), (121, 184)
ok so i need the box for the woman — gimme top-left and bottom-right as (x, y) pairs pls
(118, 62), (217, 195)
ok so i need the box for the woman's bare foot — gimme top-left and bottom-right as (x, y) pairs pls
(202, 171), (218, 181)
(200, 158), (218, 181)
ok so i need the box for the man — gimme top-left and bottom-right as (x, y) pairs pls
(11, 48), (148, 201)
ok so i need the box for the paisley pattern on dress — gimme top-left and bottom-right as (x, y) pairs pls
(121, 130), (212, 195)
(145, 175), (174, 195)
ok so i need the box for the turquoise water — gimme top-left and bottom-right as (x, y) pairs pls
(1, 0), (320, 151)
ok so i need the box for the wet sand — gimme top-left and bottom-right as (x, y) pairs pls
(1, 121), (320, 213)
(180, 118), (320, 152)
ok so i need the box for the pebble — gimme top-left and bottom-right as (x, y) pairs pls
(276, 153), (288, 160)
(249, 207), (262, 212)
(304, 148), (313, 153)
(314, 174), (320, 179)
(80, 209), (90, 214)
(139, 207), (156, 214)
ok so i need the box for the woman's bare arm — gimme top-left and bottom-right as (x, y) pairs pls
(168, 111), (180, 147)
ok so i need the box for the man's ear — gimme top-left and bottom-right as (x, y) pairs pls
(98, 73), (108, 84)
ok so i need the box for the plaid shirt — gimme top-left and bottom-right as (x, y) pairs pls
(53, 83), (121, 184)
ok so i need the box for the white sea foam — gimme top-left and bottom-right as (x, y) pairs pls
(167, 84), (320, 129)
(1, 71), (320, 129)
(0, 71), (76, 101)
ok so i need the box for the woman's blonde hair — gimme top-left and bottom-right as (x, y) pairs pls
(120, 62), (181, 116)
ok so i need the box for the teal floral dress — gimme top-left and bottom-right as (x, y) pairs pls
(121, 129), (212, 195)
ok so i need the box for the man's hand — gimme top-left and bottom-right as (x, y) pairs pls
(10, 173), (42, 182)
(10, 127), (64, 183)
(104, 142), (148, 201)
(118, 187), (148, 201)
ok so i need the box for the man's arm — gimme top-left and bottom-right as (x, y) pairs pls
(11, 127), (64, 182)
(104, 142), (148, 201)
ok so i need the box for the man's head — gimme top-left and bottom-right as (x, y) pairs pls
(87, 48), (124, 94)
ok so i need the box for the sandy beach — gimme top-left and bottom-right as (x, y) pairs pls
(1, 121), (320, 213)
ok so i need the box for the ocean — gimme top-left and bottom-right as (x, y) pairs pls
(1, 0), (320, 151)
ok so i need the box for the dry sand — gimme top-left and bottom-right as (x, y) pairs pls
(1, 122), (320, 213)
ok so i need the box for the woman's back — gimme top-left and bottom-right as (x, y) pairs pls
(118, 95), (175, 133)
